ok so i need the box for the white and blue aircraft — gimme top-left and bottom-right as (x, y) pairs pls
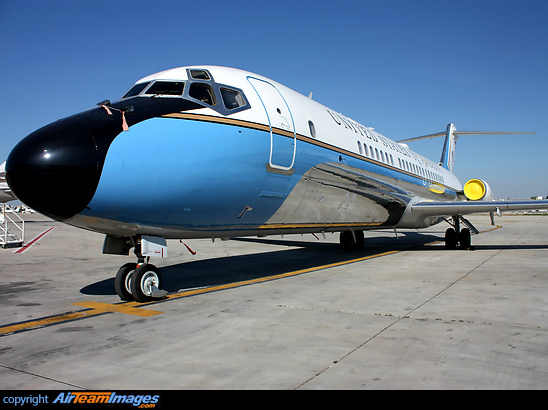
(5, 66), (548, 302)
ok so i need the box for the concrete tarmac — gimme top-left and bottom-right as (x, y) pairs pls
(0, 213), (547, 390)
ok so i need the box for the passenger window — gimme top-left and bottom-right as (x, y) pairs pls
(123, 82), (150, 98)
(308, 121), (316, 138)
(145, 81), (185, 96)
(220, 87), (245, 110)
(357, 141), (363, 155)
(189, 83), (216, 105)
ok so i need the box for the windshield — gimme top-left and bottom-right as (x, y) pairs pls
(145, 81), (185, 96)
(120, 69), (250, 115)
(122, 82), (150, 99)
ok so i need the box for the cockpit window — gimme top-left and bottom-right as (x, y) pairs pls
(145, 81), (185, 96)
(122, 82), (150, 98)
(189, 70), (211, 80)
(120, 70), (250, 115)
(189, 83), (216, 106)
(220, 87), (246, 110)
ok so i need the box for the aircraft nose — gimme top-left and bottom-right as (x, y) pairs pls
(5, 109), (117, 221)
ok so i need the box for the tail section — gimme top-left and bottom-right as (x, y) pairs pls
(439, 123), (457, 172)
(397, 124), (535, 173)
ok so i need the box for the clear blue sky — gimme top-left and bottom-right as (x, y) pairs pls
(1, 0), (547, 199)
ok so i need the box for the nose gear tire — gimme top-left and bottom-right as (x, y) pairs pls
(130, 264), (163, 303)
(114, 262), (138, 300)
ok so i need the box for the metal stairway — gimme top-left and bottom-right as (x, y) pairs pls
(1, 204), (24, 248)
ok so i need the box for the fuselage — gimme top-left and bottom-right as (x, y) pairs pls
(6, 66), (463, 239)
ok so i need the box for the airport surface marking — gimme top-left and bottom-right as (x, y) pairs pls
(0, 247), (415, 336)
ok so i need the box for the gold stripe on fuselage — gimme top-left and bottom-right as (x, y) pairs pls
(161, 112), (452, 191)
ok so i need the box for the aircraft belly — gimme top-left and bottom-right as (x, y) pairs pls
(262, 162), (409, 230)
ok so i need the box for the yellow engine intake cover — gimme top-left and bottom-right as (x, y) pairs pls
(464, 179), (486, 200)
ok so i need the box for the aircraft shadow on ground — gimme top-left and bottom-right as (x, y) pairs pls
(80, 232), (443, 296)
(81, 232), (547, 297)
(80, 232), (548, 297)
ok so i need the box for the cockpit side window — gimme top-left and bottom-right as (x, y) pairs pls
(145, 81), (185, 96)
(220, 87), (245, 110)
(122, 82), (150, 99)
(189, 83), (217, 106)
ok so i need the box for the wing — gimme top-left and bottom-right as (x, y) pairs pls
(411, 200), (548, 217)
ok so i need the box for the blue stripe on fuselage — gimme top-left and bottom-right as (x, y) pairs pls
(83, 117), (294, 230)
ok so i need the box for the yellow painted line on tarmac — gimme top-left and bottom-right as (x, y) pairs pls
(0, 303), (163, 336)
(0, 311), (91, 336)
(158, 250), (403, 303)
(71, 301), (164, 317)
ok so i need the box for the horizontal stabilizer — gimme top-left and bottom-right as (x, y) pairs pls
(397, 124), (535, 172)
(397, 130), (535, 143)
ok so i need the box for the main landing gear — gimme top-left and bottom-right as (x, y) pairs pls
(339, 230), (364, 250)
(113, 236), (168, 303)
(444, 215), (477, 250)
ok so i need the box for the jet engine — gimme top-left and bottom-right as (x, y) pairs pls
(464, 178), (494, 201)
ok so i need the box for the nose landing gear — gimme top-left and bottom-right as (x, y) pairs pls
(113, 236), (168, 302)
(131, 263), (167, 302)
(114, 262), (138, 301)
(114, 260), (168, 302)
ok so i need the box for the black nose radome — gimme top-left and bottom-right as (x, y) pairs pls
(5, 103), (136, 221)
(6, 97), (201, 221)
(6, 113), (107, 221)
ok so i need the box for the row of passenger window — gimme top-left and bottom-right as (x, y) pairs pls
(357, 140), (394, 166)
(357, 140), (444, 184)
